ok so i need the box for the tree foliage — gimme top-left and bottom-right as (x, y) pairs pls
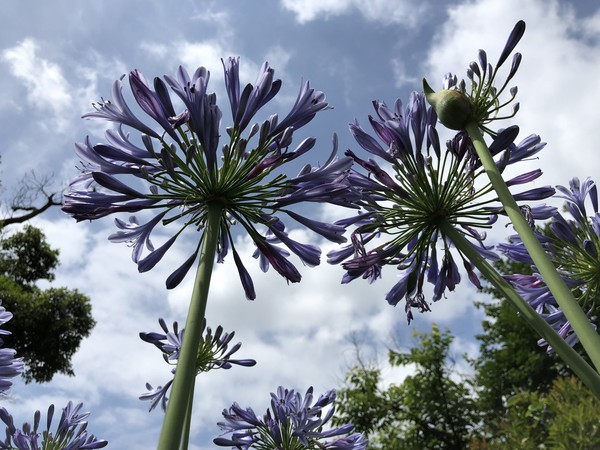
(0, 225), (95, 383)
(334, 324), (477, 449)
(0, 225), (59, 285)
(334, 257), (596, 448)
(478, 377), (600, 449)
(471, 258), (574, 434)
(0, 170), (62, 230)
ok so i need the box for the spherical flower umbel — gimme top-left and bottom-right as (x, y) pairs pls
(139, 318), (256, 412)
(329, 92), (554, 322)
(63, 58), (355, 299)
(500, 177), (600, 351)
(214, 386), (368, 449)
(0, 401), (107, 450)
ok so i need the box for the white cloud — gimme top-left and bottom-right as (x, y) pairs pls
(2, 39), (72, 132)
(0, 39), (125, 183)
(581, 7), (600, 37)
(391, 58), (419, 89)
(281, 0), (427, 27)
(424, 0), (600, 187)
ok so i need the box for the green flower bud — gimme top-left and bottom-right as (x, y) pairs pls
(423, 78), (472, 131)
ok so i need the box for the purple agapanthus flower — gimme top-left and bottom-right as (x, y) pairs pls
(139, 318), (255, 412)
(63, 58), (356, 298)
(329, 92), (554, 322)
(0, 302), (23, 394)
(214, 386), (368, 449)
(0, 401), (107, 450)
(499, 177), (600, 351)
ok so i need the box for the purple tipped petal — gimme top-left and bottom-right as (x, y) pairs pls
(285, 210), (347, 244)
(271, 79), (330, 136)
(254, 240), (301, 283)
(129, 69), (180, 143)
(83, 77), (160, 139)
(506, 169), (542, 186)
(138, 235), (178, 272)
(166, 251), (198, 289)
(232, 247), (256, 300)
(349, 120), (394, 163)
(91, 172), (145, 198)
(496, 20), (526, 68)
(512, 186), (555, 201)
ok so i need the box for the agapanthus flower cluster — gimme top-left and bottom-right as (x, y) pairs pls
(423, 20), (526, 135)
(63, 57), (356, 299)
(139, 318), (255, 412)
(214, 386), (367, 449)
(500, 177), (600, 350)
(328, 92), (554, 322)
(0, 401), (107, 450)
(0, 301), (23, 394)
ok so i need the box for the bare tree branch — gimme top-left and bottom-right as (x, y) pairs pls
(1, 171), (63, 230)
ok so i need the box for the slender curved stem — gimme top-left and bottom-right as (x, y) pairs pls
(157, 203), (222, 449)
(441, 221), (600, 399)
(465, 122), (600, 371)
(180, 378), (195, 450)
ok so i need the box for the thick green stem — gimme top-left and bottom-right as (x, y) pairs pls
(441, 221), (600, 399)
(157, 203), (222, 450)
(465, 122), (600, 371)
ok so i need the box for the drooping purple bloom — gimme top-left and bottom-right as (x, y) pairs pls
(139, 318), (255, 412)
(64, 58), (355, 298)
(330, 91), (553, 322)
(214, 386), (367, 449)
(0, 402), (107, 449)
(500, 177), (600, 351)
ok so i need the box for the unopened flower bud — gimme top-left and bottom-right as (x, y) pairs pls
(423, 78), (472, 130)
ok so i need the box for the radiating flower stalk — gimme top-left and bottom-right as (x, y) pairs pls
(139, 318), (256, 413)
(422, 21), (600, 386)
(329, 92), (554, 322)
(0, 402), (107, 450)
(214, 386), (368, 449)
(64, 58), (356, 448)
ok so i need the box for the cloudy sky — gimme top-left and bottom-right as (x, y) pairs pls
(1, 0), (599, 448)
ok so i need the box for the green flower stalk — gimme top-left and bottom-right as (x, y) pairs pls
(64, 58), (358, 448)
(423, 20), (600, 375)
(441, 222), (600, 399)
(465, 123), (600, 372)
(158, 203), (220, 449)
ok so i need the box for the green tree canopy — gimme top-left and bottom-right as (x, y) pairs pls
(0, 225), (59, 285)
(0, 225), (95, 383)
(471, 258), (574, 435)
(333, 256), (596, 448)
(334, 324), (477, 450)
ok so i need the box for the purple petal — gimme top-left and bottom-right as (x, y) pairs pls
(166, 252), (198, 289)
(232, 247), (256, 300)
